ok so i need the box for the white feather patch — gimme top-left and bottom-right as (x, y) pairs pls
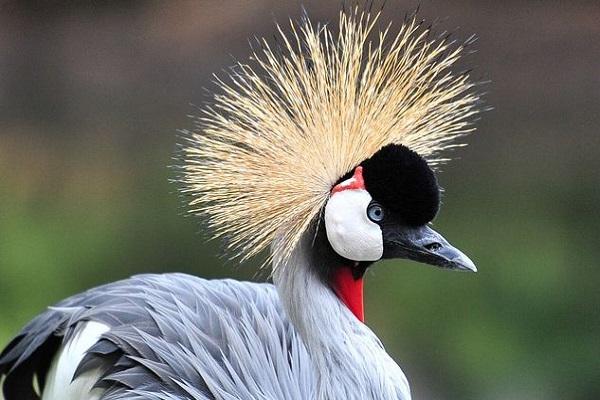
(324, 189), (383, 261)
(41, 321), (109, 400)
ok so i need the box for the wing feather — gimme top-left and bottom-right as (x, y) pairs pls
(0, 274), (315, 400)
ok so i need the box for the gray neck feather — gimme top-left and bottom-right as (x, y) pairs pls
(272, 234), (411, 400)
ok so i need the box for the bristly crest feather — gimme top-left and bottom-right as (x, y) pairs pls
(179, 9), (480, 269)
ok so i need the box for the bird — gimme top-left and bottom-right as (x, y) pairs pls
(0, 8), (480, 400)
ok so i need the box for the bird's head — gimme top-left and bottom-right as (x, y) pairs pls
(313, 144), (475, 321)
(323, 143), (475, 272)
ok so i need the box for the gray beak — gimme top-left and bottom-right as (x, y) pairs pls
(382, 224), (477, 272)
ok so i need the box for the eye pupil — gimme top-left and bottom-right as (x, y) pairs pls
(367, 202), (384, 222)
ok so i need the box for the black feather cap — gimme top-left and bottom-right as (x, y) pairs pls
(360, 144), (440, 226)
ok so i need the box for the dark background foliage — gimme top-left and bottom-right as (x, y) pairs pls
(1, 1), (599, 399)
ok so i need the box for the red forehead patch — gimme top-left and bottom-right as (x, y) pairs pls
(331, 166), (365, 194)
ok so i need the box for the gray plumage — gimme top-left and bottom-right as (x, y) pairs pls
(0, 273), (315, 400)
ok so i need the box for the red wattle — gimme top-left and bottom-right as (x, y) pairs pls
(332, 266), (364, 322)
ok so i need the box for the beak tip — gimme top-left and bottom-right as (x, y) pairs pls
(455, 257), (477, 273)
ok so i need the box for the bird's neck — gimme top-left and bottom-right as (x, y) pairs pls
(272, 235), (410, 399)
(331, 264), (365, 321)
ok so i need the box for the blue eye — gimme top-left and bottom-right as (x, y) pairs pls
(367, 202), (384, 222)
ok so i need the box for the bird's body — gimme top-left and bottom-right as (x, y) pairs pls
(1, 271), (408, 400)
(2, 274), (313, 400)
(1, 8), (480, 400)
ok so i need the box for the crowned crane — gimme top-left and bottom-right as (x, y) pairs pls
(0, 9), (480, 400)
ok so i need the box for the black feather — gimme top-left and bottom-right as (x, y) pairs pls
(360, 144), (440, 226)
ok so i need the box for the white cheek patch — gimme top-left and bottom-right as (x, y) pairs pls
(324, 189), (383, 261)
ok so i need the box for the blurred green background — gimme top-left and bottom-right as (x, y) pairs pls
(1, 1), (599, 399)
